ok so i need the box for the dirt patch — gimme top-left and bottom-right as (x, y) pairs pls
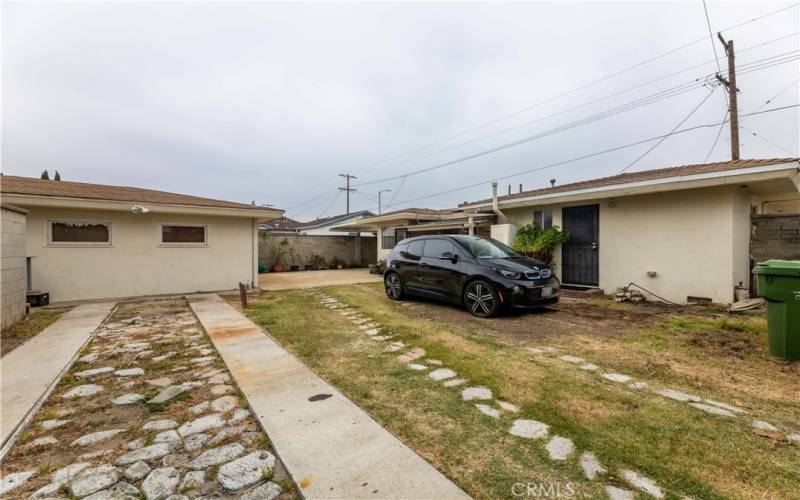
(1, 307), (72, 357)
(686, 329), (759, 358)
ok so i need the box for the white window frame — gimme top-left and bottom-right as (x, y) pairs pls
(158, 223), (209, 247)
(46, 219), (113, 247)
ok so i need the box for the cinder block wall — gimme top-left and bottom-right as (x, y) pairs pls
(259, 233), (377, 270)
(750, 214), (800, 262)
(1, 205), (28, 329)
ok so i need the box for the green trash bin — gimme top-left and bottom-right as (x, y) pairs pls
(753, 260), (800, 361)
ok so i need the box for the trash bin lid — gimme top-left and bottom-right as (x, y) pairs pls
(753, 259), (800, 277)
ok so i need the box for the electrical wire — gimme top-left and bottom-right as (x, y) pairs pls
(354, 3), (799, 173)
(741, 126), (798, 156)
(381, 104), (799, 209)
(317, 190), (343, 219)
(702, 0), (724, 76)
(704, 107), (728, 162)
(618, 89), (717, 174)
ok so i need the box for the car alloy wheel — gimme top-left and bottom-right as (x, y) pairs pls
(464, 280), (498, 317)
(385, 273), (403, 300)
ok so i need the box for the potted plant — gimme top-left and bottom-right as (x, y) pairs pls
(288, 247), (301, 272)
(268, 238), (291, 272)
(304, 255), (315, 271)
(512, 224), (569, 265)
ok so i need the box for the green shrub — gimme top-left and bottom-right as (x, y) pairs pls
(512, 224), (568, 264)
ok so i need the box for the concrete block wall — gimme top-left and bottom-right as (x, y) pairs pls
(1, 205), (28, 329)
(259, 232), (377, 270)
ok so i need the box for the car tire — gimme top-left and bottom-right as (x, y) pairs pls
(384, 272), (404, 300)
(463, 280), (500, 318)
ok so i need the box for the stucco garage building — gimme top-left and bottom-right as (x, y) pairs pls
(0, 175), (282, 303)
(461, 158), (800, 304)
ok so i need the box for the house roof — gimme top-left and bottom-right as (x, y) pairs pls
(460, 158), (800, 207)
(261, 216), (302, 231)
(295, 210), (374, 229)
(1, 175), (279, 212)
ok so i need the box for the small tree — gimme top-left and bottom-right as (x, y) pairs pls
(54, 171), (61, 181)
(513, 224), (569, 264)
(40, 170), (50, 180)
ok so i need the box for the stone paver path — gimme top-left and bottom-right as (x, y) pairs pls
(0, 298), (291, 499)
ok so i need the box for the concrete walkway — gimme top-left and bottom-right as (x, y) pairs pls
(259, 268), (381, 291)
(0, 302), (114, 457)
(188, 293), (469, 499)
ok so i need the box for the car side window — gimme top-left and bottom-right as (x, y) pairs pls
(394, 242), (409, 254)
(405, 240), (425, 259)
(422, 239), (453, 258)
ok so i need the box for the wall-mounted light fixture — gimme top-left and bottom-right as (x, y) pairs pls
(130, 205), (150, 214)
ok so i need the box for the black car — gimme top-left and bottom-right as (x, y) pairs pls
(383, 234), (559, 317)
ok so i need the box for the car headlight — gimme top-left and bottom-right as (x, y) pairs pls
(495, 268), (522, 279)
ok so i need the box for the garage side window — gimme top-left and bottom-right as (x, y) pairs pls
(48, 221), (111, 246)
(533, 210), (553, 229)
(160, 224), (207, 246)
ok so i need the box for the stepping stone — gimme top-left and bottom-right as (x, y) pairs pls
(82, 480), (139, 499)
(26, 436), (59, 448)
(579, 451), (606, 480)
(207, 426), (245, 447)
(71, 429), (125, 446)
(509, 419), (549, 439)
(188, 443), (245, 470)
(602, 373), (632, 383)
(628, 381), (648, 389)
(116, 367), (145, 377)
(579, 363), (599, 371)
(429, 368), (457, 381)
(152, 352), (175, 362)
(143, 419), (178, 431)
(621, 469), (664, 498)
(559, 355), (584, 363)
(178, 414), (224, 437)
(181, 380), (205, 389)
(0, 470), (36, 495)
(153, 430), (181, 447)
(116, 443), (173, 465)
(69, 465), (119, 498)
(148, 377), (174, 388)
(190, 401), (210, 415)
(425, 359), (443, 366)
(398, 347), (426, 363)
(135, 351), (154, 359)
(179, 470), (205, 491)
(196, 348), (214, 356)
(149, 385), (187, 404)
(63, 384), (105, 398)
(364, 328), (381, 336)
(123, 461), (151, 481)
(605, 485), (634, 500)
(497, 401), (519, 413)
(228, 408), (250, 424)
(241, 482), (282, 500)
(52, 462), (93, 485)
(371, 335), (392, 341)
(475, 404), (501, 418)
(211, 384), (234, 395)
(703, 399), (747, 414)
(211, 395), (239, 413)
(657, 388), (701, 402)
(545, 436), (574, 460)
(689, 402), (735, 417)
(384, 342), (406, 353)
(461, 386), (493, 401)
(218, 450), (276, 490)
(41, 418), (70, 430)
(141, 467), (180, 500)
(128, 438), (144, 450)
(443, 378), (467, 388)
(191, 356), (215, 364)
(406, 363), (428, 371)
(79, 352), (100, 364)
(208, 373), (231, 385)
(753, 420), (778, 432)
(184, 433), (210, 452)
(76, 367), (114, 379)
(113, 393), (145, 405)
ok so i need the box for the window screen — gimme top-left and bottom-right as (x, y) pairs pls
(50, 221), (110, 244)
(161, 225), (206, 244)
(422, 239), (453, 258)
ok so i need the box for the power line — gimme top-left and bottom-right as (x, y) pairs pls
(701, 0), (724, 76)
(618, 89), (717, 174)
(741, 126), (798, 156)
(318, 190), (343, 219)
(382, 104), (799, 208)
(704, 107), (729, 162)
(354, 2), (799, 173)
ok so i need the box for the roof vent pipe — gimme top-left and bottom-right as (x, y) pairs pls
(491, 182), (508, 223)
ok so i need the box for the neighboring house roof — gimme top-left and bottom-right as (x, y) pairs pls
(295, 210), (375, 230)
(261, 216), (303, 231)
(1, 175), (282, 217)
(460, 158), (800, 207)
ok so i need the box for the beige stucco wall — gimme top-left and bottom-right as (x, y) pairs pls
(499, 185), (754, 304)
(1, 206), (28, 328)
(21, 207), (257, 303)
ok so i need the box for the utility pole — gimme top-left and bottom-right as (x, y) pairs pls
(338, 173), (357, 214)
(378, 189), (391, 215)
(716, 33), (740, 160)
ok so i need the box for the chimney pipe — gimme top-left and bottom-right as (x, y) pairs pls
(550, 179), (556, 187)
(491, 182), (508, 223)
(519, 183), (523, 193)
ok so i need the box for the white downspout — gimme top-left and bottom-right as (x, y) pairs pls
(492, 182), (508, 223)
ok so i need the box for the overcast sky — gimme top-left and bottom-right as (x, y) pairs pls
(2, 1), (798, 219)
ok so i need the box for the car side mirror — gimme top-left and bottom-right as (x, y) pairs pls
(439, 251), (458, 262)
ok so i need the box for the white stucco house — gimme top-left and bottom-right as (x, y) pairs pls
(461, 157), (800, 304)
(0, 175), (283, 303)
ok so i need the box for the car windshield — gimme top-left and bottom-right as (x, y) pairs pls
(456, 236), (520, 259)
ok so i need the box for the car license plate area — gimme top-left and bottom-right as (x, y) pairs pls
(542, 287), (553, 297)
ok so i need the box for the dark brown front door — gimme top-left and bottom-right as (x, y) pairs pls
(562, 204), (599, 286)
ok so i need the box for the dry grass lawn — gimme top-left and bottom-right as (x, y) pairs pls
(1, 307), (72, 357)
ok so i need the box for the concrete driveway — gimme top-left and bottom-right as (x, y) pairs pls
(258, 268), (382, 291)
